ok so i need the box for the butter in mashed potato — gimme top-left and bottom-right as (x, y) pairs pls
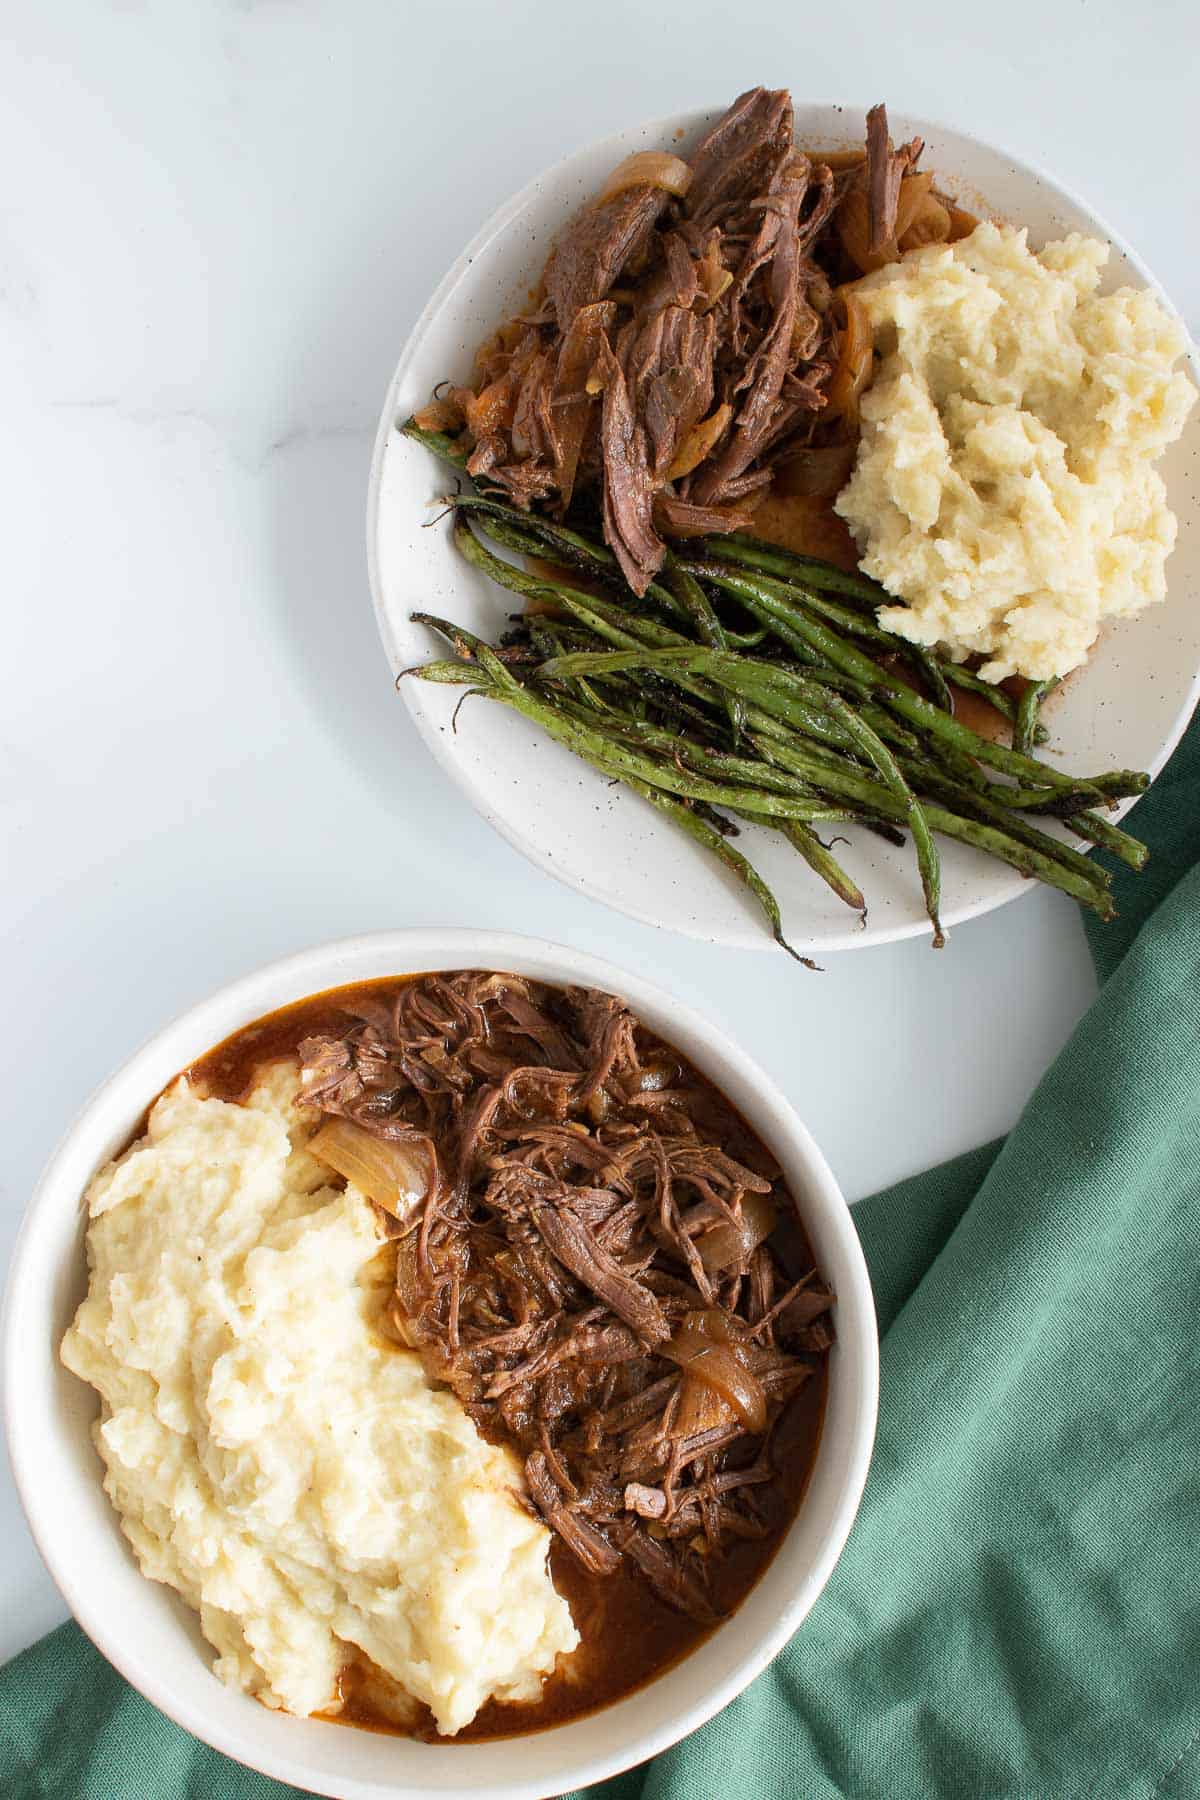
(60, 1066), (578, 1735)
(835, 222), (1197, 682)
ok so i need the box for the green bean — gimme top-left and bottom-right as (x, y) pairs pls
(418, 648), (813, 962)
(750, 733), (1114, 918)
(547, 622), (866, 756)
(545, 649), (1087, 932)
(700, 536), (1045, 733)
(775, 821), (866, 921)
(485, 556), (890, 771)
(683, 564), (1150, 803)
(697, 543), (1038, 730)
(416, 656), (854, 824)
(1067, 810), (1150, 872)
(702, 534), (891, 608)
(411, 624), (1116, 922)
(983, 772), (1146, 810)
(670, 743), (899, 869)
(528, 612), (1129, 892)
(939, 663), (1023, 732)
(896, 646), (954, 714)
(690, 799), (742, 838)
(897, 759), (1110, 889)
(455, 497), (694, 626)
(401, 654), (484, 686)
(818, 691), (944, 945)
(615, 776), (816, 966)
(566, 712), (827, 806)
(451, 493), (615, 573)
(404, 420), (1146, 940)
(1013, 677), (1060, 756)
(453, 498), (757, 646)
(537, 644), (861, 749)
(453, 516), (632, 619)
(918, 807), (1114, 918)
(691, 573), (837, 672)
(456, 512), (764, 660)
(703, 541), (1014, 726)
(400, 418), (469, 471)
(687, 557), (954, 712)
(665, 557), (746, 742)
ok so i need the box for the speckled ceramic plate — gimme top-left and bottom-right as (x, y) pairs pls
(368, 104), (1200, 956)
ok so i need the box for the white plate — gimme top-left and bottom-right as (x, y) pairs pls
(368, 104), (1200, 956)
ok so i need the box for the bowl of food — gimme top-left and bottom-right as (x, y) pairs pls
(3, 929), (877, 1799)
(370, 92), (1199, 959)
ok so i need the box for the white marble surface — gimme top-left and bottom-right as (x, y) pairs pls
(1, 0), (1195, 1671)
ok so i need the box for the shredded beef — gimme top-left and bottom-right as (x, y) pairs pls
(423, 88), (911, 593)
(298, 972), (834, 1621)
(865, 102), (924, 254)
(544, 184), (672, 330)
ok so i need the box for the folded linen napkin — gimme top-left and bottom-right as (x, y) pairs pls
(2, 719), (1196, 1800)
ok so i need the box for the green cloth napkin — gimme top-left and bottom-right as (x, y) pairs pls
(3, 721), (1197, 1800)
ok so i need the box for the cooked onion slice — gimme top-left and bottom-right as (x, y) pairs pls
(666, 1312), (767, 1432)
(308, 1118), (429, 1223)
(411, 396), (463, 434)
(839, 170), (934, 272)
(823, 289), (874, 422)
(899, 190), (951, 252)
(596, 150), (692, 206)
(665, 402), (732, 482)
(695, 1190), (777, 1274)
(941, 197), (980, 242)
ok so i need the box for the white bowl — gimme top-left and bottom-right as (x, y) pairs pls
(3, 929), (878, 1800)
(369, 104), (1200, 957)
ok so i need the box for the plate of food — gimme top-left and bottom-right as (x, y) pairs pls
(3, 930), (876, 1798)
(369, 92), (1199, 959)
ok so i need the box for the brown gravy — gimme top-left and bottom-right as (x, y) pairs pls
(186, 975), (831, 1744)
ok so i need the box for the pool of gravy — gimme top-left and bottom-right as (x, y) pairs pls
(186, 975), (831, 1744)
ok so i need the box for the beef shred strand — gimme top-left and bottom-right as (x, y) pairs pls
(427, 87), (910, 594)
(299, 971), (834, 1619)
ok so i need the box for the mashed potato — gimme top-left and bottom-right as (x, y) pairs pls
(61, 1067), (578, 1735)
(835, 222), (1196, 681)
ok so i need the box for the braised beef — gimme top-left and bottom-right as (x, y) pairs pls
(544, 184), (671, 330)
(421, 90), (906, 594)
(297, 971), (835, 1622)
(864, 101), (925, 254)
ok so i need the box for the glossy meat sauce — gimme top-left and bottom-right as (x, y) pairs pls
(188, 975), (830, 1741)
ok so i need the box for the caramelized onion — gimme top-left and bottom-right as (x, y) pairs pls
(412, 397), (463, 434)
(839, 170), (935, 273)
(461, 374), (516, 439)
(473, 317), (525, 376)
(823, 288), (874, 422)
(309, 1118), (429, 1223)
(942, 198), (980, 242)
(899, 191), (950, 252)
(696, 1190), (778, 1275)
(596, 150), (692, 206)
(664, 403), (732, 482)
(696, 264), (732, 312)
(631, 1055), (681, 1093)
(675, 1373), (735, 1438)
(894, 171), (934, 238)
(391, 1237), (435, 1347)
(666, 1320), (767, 1433)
